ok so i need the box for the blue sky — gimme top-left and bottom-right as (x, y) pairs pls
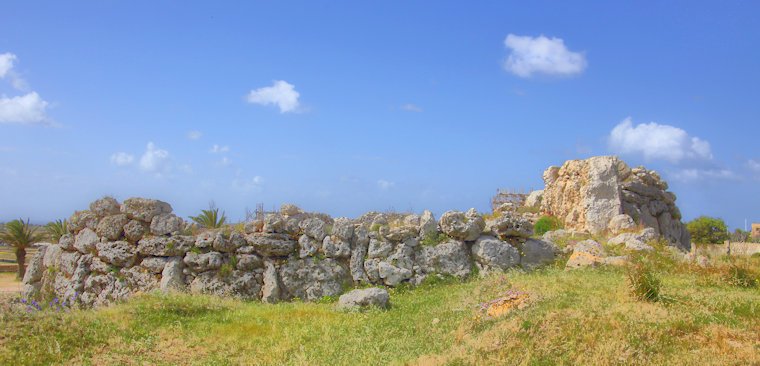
(1, 1), (759, 229)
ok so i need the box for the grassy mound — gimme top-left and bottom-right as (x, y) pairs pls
(1, 255), (758, 365)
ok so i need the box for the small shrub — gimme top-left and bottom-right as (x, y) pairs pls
(219, 263), (233, 278)
(627, 259), (661, 302)
(369, 223), (382, 232)
(534, 216), (563, 236)
(724, 263), (758, 288)
(44, 219), (68, 243)
(420, 232), (449, 246)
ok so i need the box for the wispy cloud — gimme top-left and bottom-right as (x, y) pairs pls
(401, 103), (423, 112)
(232, 175), (264, 192)
(0, 53), (52, 125)
(503, 34), (587, 78)
(186, 130), (202, 140)
(377, 179), (395, 190)
(209, 144), (230, 153)
(246, 80), (301, 113)
(608, 118), (712, 164)
(139, 142), (170, 175)
(110, 152), (135, 166)
(670, 168), (738, 182)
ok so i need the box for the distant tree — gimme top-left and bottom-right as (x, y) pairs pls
(45, 219), (68, 243)
(730, 229), (749, 242)
(0, 219), (44, 279)
(686, 216), (729, 244)
(190, 207), (227, 229)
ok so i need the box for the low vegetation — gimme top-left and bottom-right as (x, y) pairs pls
(189, 207), (227, 229)
(1, 247), (759, 365)
(533, 215), (563, 236)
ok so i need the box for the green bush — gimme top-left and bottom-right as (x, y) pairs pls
(686, 216), (728, 244)
(627, 259), (661, 302)
(534, 216), (563, 236)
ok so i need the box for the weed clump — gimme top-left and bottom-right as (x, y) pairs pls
(627, 257), (661, 302)
(534, 215), (563, 236)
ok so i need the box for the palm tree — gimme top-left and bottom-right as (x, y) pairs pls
(45, 219), (68, 243)
(189, 207), (227, 229)
(0, 219), (44, 279)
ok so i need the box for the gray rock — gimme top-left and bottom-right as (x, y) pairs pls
(96, 214), (129, 241)
(524, 190), (544, 208)
(322, 236), (352, 258)
(349, 240), (368, 283)
(183, 251), (224, 272)
(384, 226), (417, 242)
(245, 233), (297, 257)
(439, 210), (484, 242)
(520, 239), (558, 269)
(331, 217), (354, 241)
(488, 214), (533, 239)
(367, 238), (394, 259)
(299, 217), (328, 241)
(263, 213), (285, 234)
(42, 244), (63, 269)
(364, 259), (381, 283)
(280, 203), (303, 217)
(337, 288), (390, 311)
(298, 234), (320, 258)
(69, 210), (98, 233)
(471, 236), (520, 272)
(124, 220), (148, 243)
(89, 197), (121, 218)
(120, 197), (173, 222)
(123, 266), (160, 292)
(195, 231), (217, 249)
(137, 236), (194, 256)
(213, 231), (245, 253)
(625, 239), (654, 252)
(141, 257), (170, 274)
(95, 241), (137, 267)
(160, 257), (185, 292)
(189, 271), (262, 300)
(74, 228), (99, 254)
(89, 257), (110, 273)
(419, 210), (437, 239)
(150, 213), (184, 236)
(418, 240), (472, 278)
(22, 244), (48, 284)
(236, 254), (264, 271)
(261, 261), (281, 303)
(378, 261), (412, 286)
(58, 233), (75, 251)
(607, 214), (635, 234)
(278, 258), (350, 301)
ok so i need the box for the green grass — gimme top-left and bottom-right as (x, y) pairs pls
(1, 254), (759, 365)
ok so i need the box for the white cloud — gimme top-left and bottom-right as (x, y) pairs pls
(186, 130), (202, 140)
(401, 103), (423, 112)
(210, 144), (230, 153)
(0, 53), (16, 78)
(0, 92), (50, 125)
(748, 159), (760, 172)
(218, 157), (231, 166)
(377, 179), (395, 190)
(503, 34), (587, 77)
(246, 80), (300, 113)
(608, 118), (713, 163)
(671, 168), (738, 182)
(232, 175), (264, 192)
(139, 142), (170, 175)
(110, 152), (135, 166)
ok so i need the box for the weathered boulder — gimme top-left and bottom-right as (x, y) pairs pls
(69, 210), (98, 233)
(89, 197), (122, 218)
(137, 236), (194, 257)
(299, 217), (329, 241)
(189, 271), (262, 300)
(140, 257), (170, 274)
(298, 234), (320, 258)
(349, 239), (369, 283)
(280, 203), (303, 217)
(524, 190), (544, 208)
(378, 261), (412, 286)
(160, 257), (185, 292)
(337, 288), (390, 311)
(236, 254), (264, 271)
(331, 218), (354, 242)
(121, 198), (172, 223)
(261, 261), (281, 303)
(96, 214), (129, 241)
(184, 251), (224, 272)
(278, 258), (350, 301)
(245, 233), (296, 257)
(419, 210), (437, 239)
(471, 236), (520, 272)
(418, 240), (472, 278)
(520, 239), (558, 269)
(607, 214), (636, 234)
(42, 244), (63, 269)
(95, 241), (137, 267)
(124, 220), (147, 243)
(488, 214), (533, 239)
(367, 238), (394, 259)
(565, 240), (606, 269)
(59, 233), (75, 251)
(74, 228), (99, 254)
(322, 236), (352, 258)
(439, 210), (484, 242)
(213, 231), (246, 253)
(150, 213), (183, 236)
(22, 244), (48, 284)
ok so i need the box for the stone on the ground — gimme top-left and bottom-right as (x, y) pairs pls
(337, 288), (390, 311)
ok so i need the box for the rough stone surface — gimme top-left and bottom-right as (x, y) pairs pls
(278, 259), (350, 301)
(96, 241), (137, 267)
(419, 210), (437, 239)
(541, 156), (689, 250)
(378, 261), (412, 286)
(280, 203), (303, 217)
(150, 213), (184, 236)
(89, 197), (121, 218)
(246, 233), (296, 257)
(96, 214), (129, 241)
(124, 220), (147, 243)
(524, 190), (544, 208)
(322, 236), (352, 258)
(74, 228), (99, 254)
(418, 240), (472, 278)
(261, 261), (281, 303)
(520, 239), (558, 269)
(160, 257), (185, 292)
(607, 214), (636, 234)
(184, 252), (224, 272)
(337, 288), (390, 310)
(22, 245), (48, 284)
(471, 236), (520, 272)
(138, 236), (194, 257)
(121, 197), (173, 222)
(141, 257), (170, 274)
(487, 214), (533, 239)
(69, 210), (98, 233)
(299, 217), (329, 242)
(439, 210), (484, 242)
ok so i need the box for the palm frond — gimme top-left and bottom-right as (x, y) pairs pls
(45, 219), (68, 243)
(0, 218), (45, 250)
(189, 208), (227, 229)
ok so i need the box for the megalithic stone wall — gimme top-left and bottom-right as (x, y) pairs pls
(22, 197), (557, 308)
(539, 156), (690, 250)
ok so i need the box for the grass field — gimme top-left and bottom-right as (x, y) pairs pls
(0, 252), (758, 365)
